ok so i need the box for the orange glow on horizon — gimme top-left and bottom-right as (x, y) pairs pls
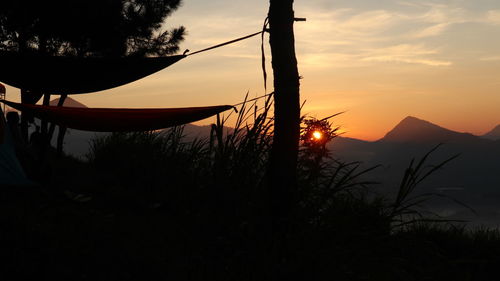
(2, 1), (499, 142)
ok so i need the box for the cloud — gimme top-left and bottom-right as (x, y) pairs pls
(335, 10), (402, 34)
(486, 10), (500, 25)
(298, 8), (404, 40)
(404, 3), (469, 38)
(417, 4), (466, 23)
(362, 56), (452, 66)
(295, 6), (456, 68)
(297, 5), (461, 54)
(360, 44), (452, 66)
(299, 53), (365, 68)
(396, 1), (423, 8)
(480, 56), (500, 61)
(299, 44), (452, 68)
(173, 1), (500, 71)
(296, 2), (500, 68)
(412, 23), (451, 38)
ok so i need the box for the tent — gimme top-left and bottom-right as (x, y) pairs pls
(0, 51), (185, 94)
(2, 100), (233, 132)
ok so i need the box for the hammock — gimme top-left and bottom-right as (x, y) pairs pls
(0, 51), (185, 94)
(1, 100), (232, 132)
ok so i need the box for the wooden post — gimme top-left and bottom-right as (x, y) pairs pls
(267, 0), (301, 224)
(266, 0), (301, 276)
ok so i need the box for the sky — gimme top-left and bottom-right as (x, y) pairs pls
(4, 0), (500, 141)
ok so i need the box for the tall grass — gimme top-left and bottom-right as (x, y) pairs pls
(7, 96), (498, 280)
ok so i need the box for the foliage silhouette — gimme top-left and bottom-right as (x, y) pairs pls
(1, 97), (499, 280)
(0, 0), (185, 57)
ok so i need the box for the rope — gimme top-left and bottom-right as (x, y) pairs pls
(184, 23), (273, 111)
(261, 17), (269, 92)
(186, 30), (264, 56)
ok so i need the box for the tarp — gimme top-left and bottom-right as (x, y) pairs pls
(0, 51), (185, 94)
(0, 105), (32, 186)
(2, 100), (233, 132)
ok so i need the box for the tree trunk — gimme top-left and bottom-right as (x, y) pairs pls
(266, 0), (301, 276)
(41, 93), (51, 135)
(20, 89), (44, 143)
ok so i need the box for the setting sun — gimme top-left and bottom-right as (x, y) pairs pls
(312, 131), (322, 140)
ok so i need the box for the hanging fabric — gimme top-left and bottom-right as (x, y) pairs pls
(0, 51), (185, 94)
(1, 100), (233, 132)
(0, 30), (264, 95)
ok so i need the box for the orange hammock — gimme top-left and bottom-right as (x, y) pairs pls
(1, 100), (232, 132)
(0, 51), (185, 94)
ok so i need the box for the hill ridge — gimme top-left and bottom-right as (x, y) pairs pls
(380, 116), (482, 144)
(482, 124), (500, 140)
(50, 97), (87, 108)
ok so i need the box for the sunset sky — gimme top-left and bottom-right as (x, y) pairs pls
(4, 0), (500, 140)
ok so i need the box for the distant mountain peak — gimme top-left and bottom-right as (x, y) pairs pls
(50, 97), (87, 108)
(396, 116), (436, 126)
(381, 116), (480, 144)
(482, 124), (500, 140)
(401, 115), (422, 122)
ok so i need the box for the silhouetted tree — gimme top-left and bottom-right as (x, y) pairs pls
(0, 0), (185, 57)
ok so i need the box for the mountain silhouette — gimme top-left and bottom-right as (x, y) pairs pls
(380, 116), (481, 144)
(482, 125), (500, 140)
(327, 116), (500, 227)
(50, 97), (87, 108)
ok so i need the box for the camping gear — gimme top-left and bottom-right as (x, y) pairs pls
(0, 51), (185, 95)
(0, 31), (264, 95)
(2, 100), (233, 132)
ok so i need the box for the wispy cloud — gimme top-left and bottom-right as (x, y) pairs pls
(360, 44), (452, 66)
(480, 56), (500, 61)
(173, 1), (498, 70)
(299, 44), (452, 68)
(299, 53), (364, 68)
(335, 10), (402, 34)
(412, 23), (451, 38)
(298, 8), (404, 41)
(486, 10), (500, 25)
(295, 5), (461, 68)
(405, 3), (469, 38)
(417, 3), (466, 23)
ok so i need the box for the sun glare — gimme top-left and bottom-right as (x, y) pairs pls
(312, 131), (322, 140)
